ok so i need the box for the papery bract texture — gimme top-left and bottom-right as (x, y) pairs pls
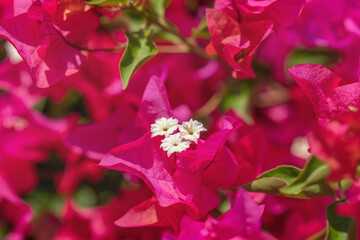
(0, 93), (76, 194)
(288, 64), (360, 126)
(100, 75), (242, 220)
(0, 175), (32, 240)
(0, 1), (85, 87)
(206, 7), (273, 78)
(163, 189), (274, 240)
(214, 0), (305, 31)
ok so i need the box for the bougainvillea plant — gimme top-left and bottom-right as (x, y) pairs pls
(0, 0), (360, 239)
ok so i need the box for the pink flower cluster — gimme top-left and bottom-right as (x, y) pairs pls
(0, 0), (360, 239)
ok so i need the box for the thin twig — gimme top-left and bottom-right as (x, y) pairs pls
(61, 35), (125, 52)
(338, 181), (346, 200)
(194, 84), (227, 119)
(125, 4), (210, 59)
(305, 228), (327, 240)
(157, 44), (189, 53)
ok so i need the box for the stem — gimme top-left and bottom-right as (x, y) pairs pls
(125, 4), (210, 59)
(57, 27), (125, 52)
(305, 228), (327, 240)
(338, 181), (346, 200)
(157, 44), (189, 53)
(194, 84), (227, 118)
(62, 37), (125, 52)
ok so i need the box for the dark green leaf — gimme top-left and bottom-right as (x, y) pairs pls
(120, 30), (158, 89)
(326, 200), (357, 240)
(33, 98), (47, 112)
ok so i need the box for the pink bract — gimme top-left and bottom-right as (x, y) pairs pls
(163, 189), (274, 240)
(0, 93), (76, 194)
(0, 175), (32, 240)
(337, 179), (360, 222)
(206, 7), (273, 79)
(288, 64), (360, 126)
(0, 0), (120, 88)
(100, 75), (242, 219)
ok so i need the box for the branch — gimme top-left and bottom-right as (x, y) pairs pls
(125, 4), (211, 59)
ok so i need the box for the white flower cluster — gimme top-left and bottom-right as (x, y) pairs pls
(1, 116), (28, 131)
(150, 117), (207, 157)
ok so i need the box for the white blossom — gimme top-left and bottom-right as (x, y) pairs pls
(4, 41), (23, 64)
(151, 117), (179, 138)
(179, 119), (207, 143)
(2, 116), (28, 131)
(160, 133), (190, 157)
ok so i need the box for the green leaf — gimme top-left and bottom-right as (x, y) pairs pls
(222, 84), (253, 125)
(300, 184), (336, 199)
(243, 166), (300, 195)
(75, 185), (97, 207)
(120, 30), (158, 89)
(280, 156), (331, 195)
(150, 0), (172, 16)
(218, 199), (230, 214)
(86, 0), (125, 6)
(357, 163), (360, 176)
(244, 156), (336, 199)
(348, 105), (359, 112)
(192, 16), (210, 39)
(287, 47), (341, 68)
(33, 98), (47, 112)
(326, 200), (357, 240)
(149, 24), (182, 43)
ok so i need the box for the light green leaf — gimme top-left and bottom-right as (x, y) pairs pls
(243, 166), (300, 195)
(149, 25), (182, 43)
(120, 30), (158, 89)
(280, 156), (331, 195)
(301, 184), (336, 199)
(326, 200), (357, 240)
(287, 47), (341, 68)
(244, 156), (336, 199)
(75, 185), (97, 207)
(150, 0), (172, 16)
(121, 11), (147, 32)
(192, 16), (210, 39)
(222, 85), (253, 125)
